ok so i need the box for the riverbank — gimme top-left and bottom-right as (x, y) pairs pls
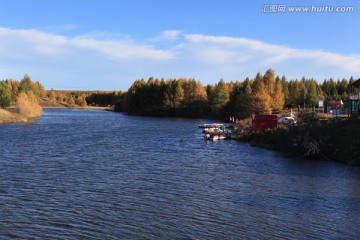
(242, 118), (360, 165)
(41, 98), (113, 111)
(0, 109), (28, 123)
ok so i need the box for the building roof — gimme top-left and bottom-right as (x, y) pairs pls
(350, 78), (360, 87)
(251, 114), (278, 121)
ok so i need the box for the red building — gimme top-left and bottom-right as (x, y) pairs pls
(251, 114), (278, 131)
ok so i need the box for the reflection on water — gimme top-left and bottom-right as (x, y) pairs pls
(0, 108), (359, 239)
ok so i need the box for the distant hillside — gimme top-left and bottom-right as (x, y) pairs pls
(40, 97), (67, 108)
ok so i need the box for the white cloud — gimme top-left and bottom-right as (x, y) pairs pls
(70, 37), (173, 60)
(0, 27), (359, 90)
(0, 27), (173, 61)
(152, 30), (182, 41)
(184, 33), (360, 73)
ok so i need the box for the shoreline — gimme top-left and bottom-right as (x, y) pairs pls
(0, 106), (113, 124)
(0, 109), (28, 123)
(239, 118), (360, 166)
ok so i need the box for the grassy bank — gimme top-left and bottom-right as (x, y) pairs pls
(244, 118), (360, 165)
(0, 109), (28, 123)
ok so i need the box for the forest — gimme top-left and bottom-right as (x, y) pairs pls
(118, 69), (355, 120)
(0, 74), (124, 111)
(0, 74), (43, 117)
(46, 89), (124, 108)
(0, 70), (355, 120)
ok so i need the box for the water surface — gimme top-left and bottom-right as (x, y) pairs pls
(0, 109), (359, 239)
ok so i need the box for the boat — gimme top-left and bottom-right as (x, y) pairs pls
(198, 123), (225, 129)
(202, 127), (223, 134)
(204, 133), (230, 141)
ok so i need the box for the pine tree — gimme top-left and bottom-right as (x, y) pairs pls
(209, 79), (229, 114)
(173, 80), (184, 108)
(307, 80), (319, 107)
(281, 75), (290, 107)
(0, 81), (13, 109)
(235, 82), (253, 119)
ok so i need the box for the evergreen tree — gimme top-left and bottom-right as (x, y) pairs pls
(235, 82), (253, 119)
(307, 80), (319, 107)
(209, 79), (229, 115)
(336, 78), (348, 101)
(18, 74), (35, 94)
(252, 72), (263, 91)
(281, 75), (290, 107)
(173, 80), (185, 108)
(0, 81), (13, 109)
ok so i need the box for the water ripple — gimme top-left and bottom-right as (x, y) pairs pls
(0, 109), (359, 239)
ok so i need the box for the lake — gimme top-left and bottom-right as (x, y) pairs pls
(0, 108), (359, 239)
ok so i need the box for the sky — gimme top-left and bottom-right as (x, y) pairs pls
(0, 0), (359, 90)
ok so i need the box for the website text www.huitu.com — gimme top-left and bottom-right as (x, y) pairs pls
(262, 5), (355, 13)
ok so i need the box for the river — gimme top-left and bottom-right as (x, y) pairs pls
(0, 108), (359, 239)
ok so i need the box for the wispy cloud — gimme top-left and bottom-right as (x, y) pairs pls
(184, 33), (360, 72)
(0, 27), (173, 61)
(153, 30), (182, 41)
(0, 27), (359, 90)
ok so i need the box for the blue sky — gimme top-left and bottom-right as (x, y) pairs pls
(0, 0), (359, 90)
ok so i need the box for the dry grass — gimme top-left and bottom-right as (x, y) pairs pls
(40, 97), (67, 108)
(0, 109), (27, 123)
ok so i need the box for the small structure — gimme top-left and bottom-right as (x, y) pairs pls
(348, 78), (360, 116)
(251, 114), (278, 131)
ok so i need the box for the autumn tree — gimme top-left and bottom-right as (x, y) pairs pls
(76, 94), (88, 107)
(252, 80), (272, 114)
(194, 81), (208, 102)
(16, 91), (42, 117)
(263, 69), (276, 97)
(272, 79), (285, 112)
(49, 89), (57, 102)
(67, 96), (76, 108)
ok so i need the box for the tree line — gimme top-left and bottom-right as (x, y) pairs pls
(117, 69), (356, 120)
(47, 90), (124, 108)
(1, 71), (354, 119)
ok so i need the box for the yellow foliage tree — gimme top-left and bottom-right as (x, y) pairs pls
(272, 80), (285, 112)
(16, 91), (42, 117)
(252, 80), (272, 114)
(76, 94), (88, 108)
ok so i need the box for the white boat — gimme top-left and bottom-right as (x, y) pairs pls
(204, 133), (229, 141)
(199, 123), (225, 129)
